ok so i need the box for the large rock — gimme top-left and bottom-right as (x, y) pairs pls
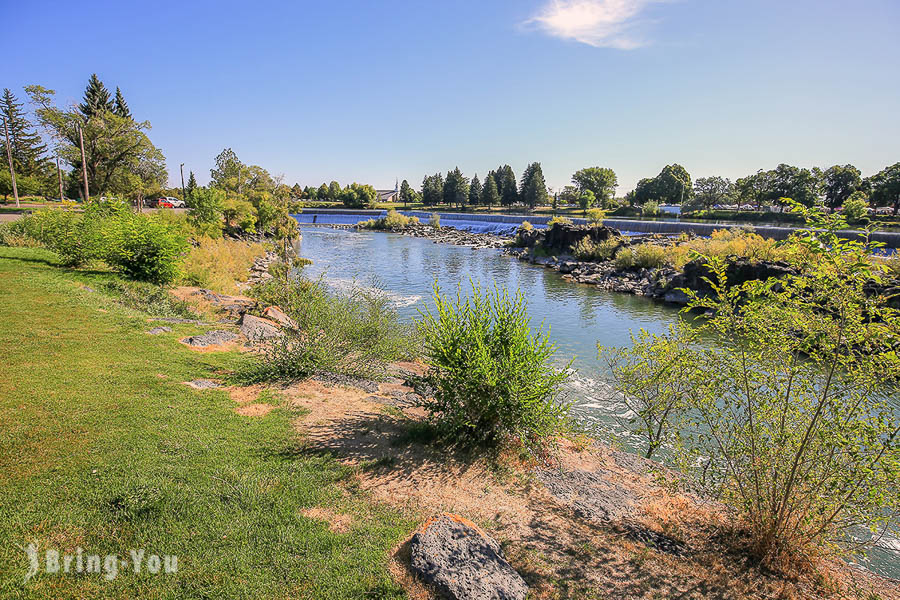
(664, 257), (796, 299)
(182, 330), (239, 347)
(542, 222), (618, 253)
(263, 305), (297, 329)
(410, 514), (528, 600)
(240, 314), (282, 341)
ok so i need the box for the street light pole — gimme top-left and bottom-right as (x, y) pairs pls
(180, 163), (186, 202)
(78, 125), (89, 203)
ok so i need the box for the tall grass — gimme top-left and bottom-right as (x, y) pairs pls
(181, 237), (267, 294)
(237, 277), (419, 382)
(358, 209), (419, 230)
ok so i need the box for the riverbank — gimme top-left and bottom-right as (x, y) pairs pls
(3, 246), (897, 598)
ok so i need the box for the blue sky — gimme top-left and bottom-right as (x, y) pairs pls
(5, 0), (899, 193)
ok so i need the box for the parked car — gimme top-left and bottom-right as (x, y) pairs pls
(154, 196), (185, 209)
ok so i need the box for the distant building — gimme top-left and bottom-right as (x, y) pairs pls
(377, 179), (400, 203)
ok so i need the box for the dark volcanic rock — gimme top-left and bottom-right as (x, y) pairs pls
(146, 326), (172, 335)
(663, 257), (796, 302)
(542, 222), (619, 253)
(185, 379), (221, 389)
(410, 513), (528, 600)
(181, 330), (239, 347)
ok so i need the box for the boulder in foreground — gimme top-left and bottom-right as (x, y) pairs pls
(410, 513), (528, 600)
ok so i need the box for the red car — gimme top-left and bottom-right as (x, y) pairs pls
(157, 199), (174, 208)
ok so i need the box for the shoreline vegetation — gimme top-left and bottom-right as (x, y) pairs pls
(3, 194), (900, 599)
(1, 74), (899, 599)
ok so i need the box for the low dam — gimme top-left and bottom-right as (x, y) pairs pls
(292, 208), (900, 248)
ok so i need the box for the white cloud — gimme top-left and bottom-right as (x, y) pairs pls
(525, 0), (660, 49)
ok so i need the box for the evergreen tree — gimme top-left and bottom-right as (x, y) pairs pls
(468, 173), (482, 206)
(499, 165), (518, 206)
(186, 170), (198, 199)
(317, 183), (329, 199)
(422, 173), (444, 205)
(400, 179), (414, 206)
(520, 162), (549, 209)
(78, 74), (113, 118)
(443, 167), (468, 207)
(482, 173), (500, 207)
(113, 87), (132, 119)
(1, 88), (47, 177)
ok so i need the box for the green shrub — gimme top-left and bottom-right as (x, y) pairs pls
(520, 220), (533, 231)
(613, 246), (635, 269)
(103, 214), (189, 284)
(641, 200), (660, 216)
(572, 237), (620, 261)
(632, 243), (667, 268)
(548, 215), (572, 227)
(358, 209), (419, 230)
(842, 191), (869, 221)
(237, 278), (419, 382)
(428, 213), (441, 228)
(417, 283), (571, 456)
(605, 204), (900, 570)
(585, 208), (606, 225)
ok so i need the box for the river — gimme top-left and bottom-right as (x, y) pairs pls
(294, 225), (899, 577)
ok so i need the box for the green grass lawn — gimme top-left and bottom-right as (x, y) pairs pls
(0, 247), (415, 599)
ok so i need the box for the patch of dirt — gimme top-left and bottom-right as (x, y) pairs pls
(228, 384), (264, 404)
(280, 373), (900, 600)
(235, 403), (273, 417)
(300, 507), (353, 534)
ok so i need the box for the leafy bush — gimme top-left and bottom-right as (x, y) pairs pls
(641, 200), (660, 216)
(103, 214), (189, 284)
(606, 205), (900, 570)
(359, 209), (419, 230)
(585, 208), (606, 225)
(548, 215), (572, 227)
(519, 220), (533, 231)
(428, 213), (441, 228)
(842, 191), (869, 221)
(613, 246), (634, 269)
(181, 237), (267, 294)
(572, 237), (620, 262)
(632, 243), (667, 268)
(417, 283), (571, 456)
(237, 277), (419, 382)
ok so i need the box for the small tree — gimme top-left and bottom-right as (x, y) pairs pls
(607, 204), (900, 569)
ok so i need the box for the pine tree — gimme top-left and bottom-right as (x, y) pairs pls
(400, 179), (414, 206)
(443, 167), (468, 207)
(520, 162), (549, 209)
(468, 174), (482, 206)
(482, 173), (500, 207)
(113, 87), (132, 119)
(1, 88), (47, 177)
(499, 165), (518, 206)
(79, 74), (113, 118)
(186, 170), (198, 199)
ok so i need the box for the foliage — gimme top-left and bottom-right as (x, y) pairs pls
(468, 174), (482, 206)
(842, 191), (869, 221)
(187, 187), (224, 232)
(519, 220), (533, 231)
(641, 200), (660, 216)
(603, 323), (700, 458)
(481, 173), (500, 207)
(578, 189), (595, 212)
(98, 279), (197, 319)
(416, 283), (571, 456)
(421, 172), (444, 205)
(606, 204), (900, 569)
(358, 209), (419, 230)
(572, 167), (617, 207)
(547, 215), (572, 227)
(428, 213), (441, 228)
(181, 237), (267, 294)
(340, 182), (377, 208)
(692, 176), (733, 211)
(26, 81), (165, 199)
(443, 167), (469, 207)
(585, 207), (606, 224)
(572, 237), (620, 261)
(1, 87), (47, 177)
(399, 179), (415, 205)
(822, 164), (862, 211)
(866, 162), (900, 215)
(102, 213), (189, 283)
(520, 162), (549, 209)
(238, 277), (419, 382)
(633, 164), (692, 205)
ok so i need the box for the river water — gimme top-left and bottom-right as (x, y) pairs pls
(295, 225), (899, 577)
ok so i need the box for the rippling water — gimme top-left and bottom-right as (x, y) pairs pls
(297, 226), (681, 445)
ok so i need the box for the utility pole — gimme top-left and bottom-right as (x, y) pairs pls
(180, 163), (186, 202)
(3, 118), (19, 208)
(56, 154), (64, 202)
(78, 125), (89, 203)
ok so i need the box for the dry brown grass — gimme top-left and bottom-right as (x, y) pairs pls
(180, 237), (267, 295)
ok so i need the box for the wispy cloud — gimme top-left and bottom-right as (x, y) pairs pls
(524, 0), (661, 49)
